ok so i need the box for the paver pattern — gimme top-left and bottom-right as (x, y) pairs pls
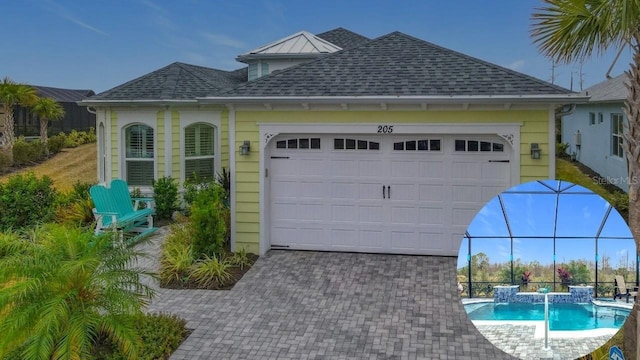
(136, 230), (612, 359)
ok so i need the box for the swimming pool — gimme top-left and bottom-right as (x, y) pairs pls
(465, 302), (629, 331)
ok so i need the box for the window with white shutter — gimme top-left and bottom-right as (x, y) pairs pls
(124, 124), (154, 186)
(185, 123), (215, 181)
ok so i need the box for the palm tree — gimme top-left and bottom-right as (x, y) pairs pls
(0, 225), (155, 359)
(0, 77), (38, 165)
(30, 97), (65, 156)
(531, 1), (640, 357)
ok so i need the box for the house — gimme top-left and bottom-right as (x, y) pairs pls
(561, 74), (629, 192)
(79, 28), (583, 256)
(14, 86), (96, 137)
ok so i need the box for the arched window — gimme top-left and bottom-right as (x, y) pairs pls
(124, 124), (154, 186)
(184, 123), (215, 181)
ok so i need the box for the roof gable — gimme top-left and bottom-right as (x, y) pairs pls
(583, 73), (628, 102)
(237, 31), (341, 62)
(91, 62), (245, 101)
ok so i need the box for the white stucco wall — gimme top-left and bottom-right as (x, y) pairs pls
(561, 102), (629, 192)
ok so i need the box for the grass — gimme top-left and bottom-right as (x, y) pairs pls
(0, 143), (97, 193)
(556, 158), (622, 205)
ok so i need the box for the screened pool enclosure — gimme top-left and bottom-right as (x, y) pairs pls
(457, 180), (637, 298)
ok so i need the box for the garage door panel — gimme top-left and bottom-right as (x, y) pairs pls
(270, 134), (511, 255)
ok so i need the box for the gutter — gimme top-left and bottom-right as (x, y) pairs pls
(76, 99), (199, 107)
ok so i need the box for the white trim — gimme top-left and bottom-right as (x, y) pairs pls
(106, 109), (112, 184)
(118, 110), (157, 190)
(97, 120), (105, 184)
(549, 106), (556, 178)
(178, 110), (222, 184)
(257, 122), (522, 256)
(164, 110), (172, 177)
(228, 110), (236, 252)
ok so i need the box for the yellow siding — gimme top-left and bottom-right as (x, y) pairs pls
(220, 111), (229, 170)
(233, 109), (551, 250)
(156, 111), (165, 177)
(171, 111), (181, 180)
(110, 111), (118, 180)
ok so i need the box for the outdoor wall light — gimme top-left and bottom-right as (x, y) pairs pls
(240, 140), (251, 156)
(530, 143), (541, 160)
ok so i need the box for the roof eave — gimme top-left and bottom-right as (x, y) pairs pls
(236, 53), (328, 63)
(196, 94), (590, 105)
(77, 99), (199, 107)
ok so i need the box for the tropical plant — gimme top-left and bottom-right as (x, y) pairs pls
(29, 97), (65, 156)
(159, 223), (194, 285)
(152, 176), (179, 221)
(189, 183), (227, 257)
(190, 254), (232, 288)
(0, 224), (155, 359)
(557, 266), (572, 284)
(0, 77), (38, 165)
(531, 2), (640, 355)
(0, 172), (58, 231)
(229, 247), (253, 270)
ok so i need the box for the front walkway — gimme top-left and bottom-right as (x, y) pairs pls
(136, 230), (610, 359)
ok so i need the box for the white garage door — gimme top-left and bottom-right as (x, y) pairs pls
(269, 134), (511, 255)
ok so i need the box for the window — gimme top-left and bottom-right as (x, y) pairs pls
(454, 139), (504, 152)
(393, 139), (441, 151)
(334, 138), (378, 150)
(125, 124), (154, 186)
(598, 112), (604, 124)
(612, 113), (624, 158)
(185, 123), (215, 181)
(589, 112), (596, 125)
(276, 137), (321, 149)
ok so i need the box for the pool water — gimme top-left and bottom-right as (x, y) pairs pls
(465, 302), (629, 330)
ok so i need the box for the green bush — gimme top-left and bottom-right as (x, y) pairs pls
(0, 172), (58, 231)
(0, 150), (11, 173)
(153, 176), (179, 220)
(609, 192), (629, 213)
(190, 254), (232, 288)
(190, 184), (227, 257)
(229, 247), (253, 270)
(159, 222), (194, 285)
(556, 142), (570, 156)
(47, 133), (66, 154)
(12, 138), (46, 165)
(95, 313), (187, 360)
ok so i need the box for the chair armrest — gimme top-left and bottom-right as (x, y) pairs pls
(93, 210), (119, 216)
(132, 197), (155, 210)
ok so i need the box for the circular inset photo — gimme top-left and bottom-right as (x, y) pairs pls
(457, 180), (635, 360)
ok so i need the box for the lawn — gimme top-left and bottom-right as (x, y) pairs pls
(0, 142), (97, 193)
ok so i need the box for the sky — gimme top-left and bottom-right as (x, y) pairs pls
(456, 180), (636, 270)
(0, 0), (633, 94)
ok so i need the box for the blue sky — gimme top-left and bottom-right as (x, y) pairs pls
(0, 0), (632, 93)
(457, 181), (636, 270)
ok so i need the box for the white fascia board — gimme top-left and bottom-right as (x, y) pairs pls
(77, 99), (198, 107)
(196, 94), (591, 106)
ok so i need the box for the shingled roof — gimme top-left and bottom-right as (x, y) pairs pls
(35, 86), (94, 102)
(583, 73), (628, 102)
(316, 27), (370, 50)
(222, 32), (571, 97)
(90, 62), (246, 101)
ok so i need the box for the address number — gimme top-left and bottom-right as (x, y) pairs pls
(377, 125), (393, 134)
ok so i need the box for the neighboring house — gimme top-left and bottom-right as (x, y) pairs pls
(14, 86), (96, 137)
(80, 28), (583, 256)
(561, 74), (629, 192)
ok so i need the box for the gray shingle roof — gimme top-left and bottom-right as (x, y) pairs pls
(583, 73), (628, 102)
(316, 27), (370, 50)
(222, 32), (571, 97)
(34, 86), (94, 102)
(91, 62), (245, 100)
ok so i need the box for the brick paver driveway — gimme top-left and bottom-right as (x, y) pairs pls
(142, 231), (512, 360)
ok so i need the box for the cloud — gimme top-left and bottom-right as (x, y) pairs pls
(44, 0), (108, 36)
(138, 0), (165, 13)
(202, 33), (246, 49)
(507, 60), (525, 71)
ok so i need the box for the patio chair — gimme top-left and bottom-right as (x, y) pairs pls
(613, 275), (638, 303)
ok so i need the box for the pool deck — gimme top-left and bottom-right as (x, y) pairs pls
(463, 298), (631, 359)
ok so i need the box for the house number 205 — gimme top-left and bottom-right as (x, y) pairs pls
(377, 125), (393, 133)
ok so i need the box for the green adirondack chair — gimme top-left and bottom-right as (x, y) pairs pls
(90, 179), (157, 244)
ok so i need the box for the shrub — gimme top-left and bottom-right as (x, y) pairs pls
(609, 192), (629, 213)
(0, 151), (11, 173)
(190, 184), (227, 257)
(153, 176), (179, 221)
(190, 254), (232, 288)
(556, 142), (570, 156)
(95, 313), (187, 360)
(0, 224), (155, 359)
(47, 133), (66, 154)
(12, 138), (46, 165)
(55, 197), (95, 227)
(228, 247), (253, 270)
(0, 172), (58, 231)
(159, 223), (194, 285)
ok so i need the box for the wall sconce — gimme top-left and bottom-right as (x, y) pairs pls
(240, 140), (251, 156)
(530, 143), (541, 160)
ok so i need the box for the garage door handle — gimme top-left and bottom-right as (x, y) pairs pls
(387, 185), (391, 199)
(488, 160), (509, 163)
(383, 185), (386, 199)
